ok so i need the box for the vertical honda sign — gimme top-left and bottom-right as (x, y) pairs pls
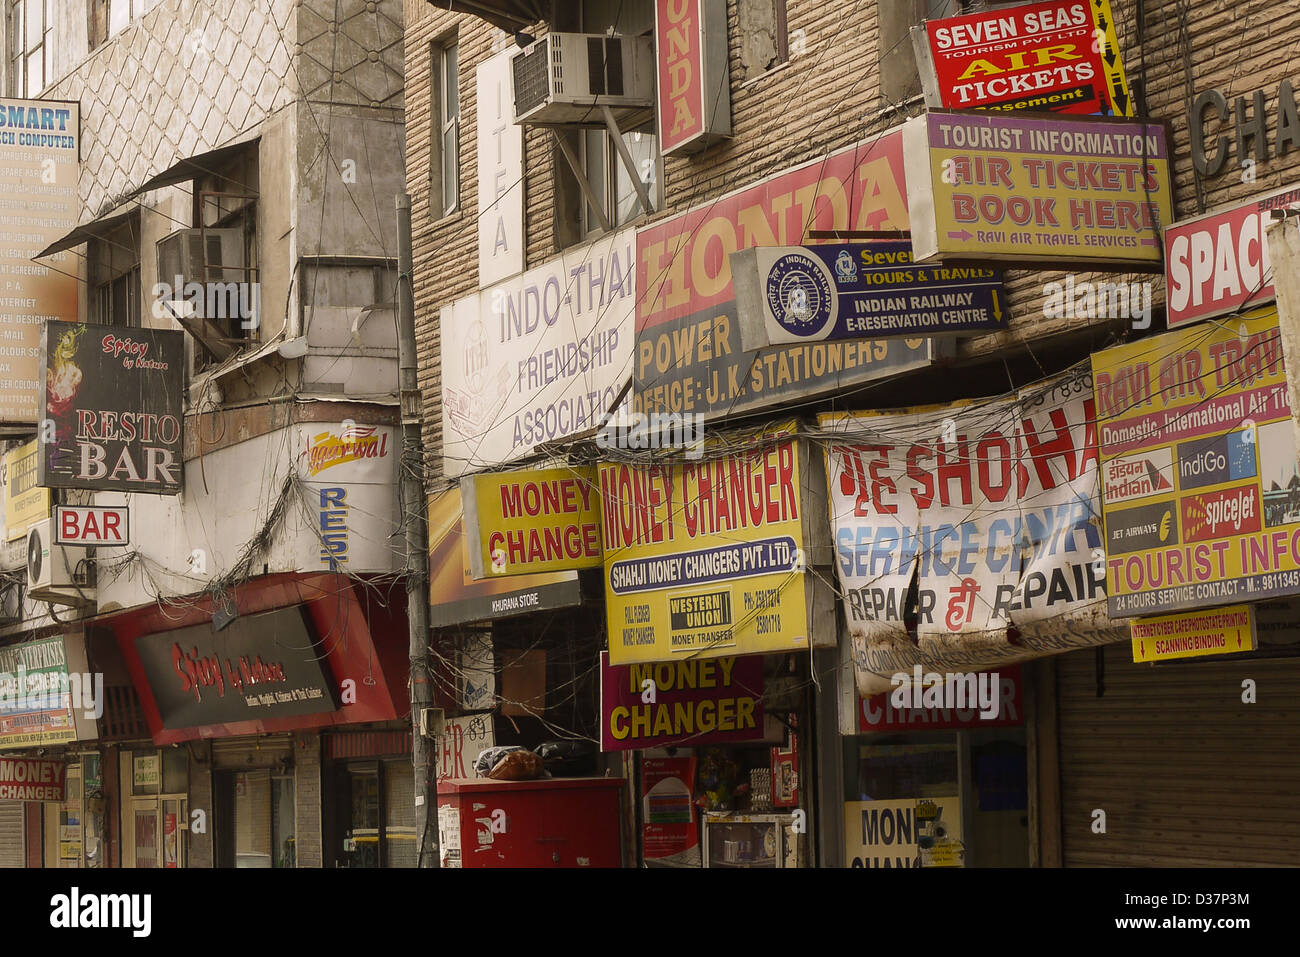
(655, 0), (731, 155)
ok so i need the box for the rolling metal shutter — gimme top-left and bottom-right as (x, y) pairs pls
(0, 802), (24, 867)
(1058, 642), (1300, 866)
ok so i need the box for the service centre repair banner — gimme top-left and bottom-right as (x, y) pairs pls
(600, 430), (810, 665)
(1092, 307), (1300, 617)
(822, 370), (1122, 696)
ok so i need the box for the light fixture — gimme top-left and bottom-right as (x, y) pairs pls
(278, 337), (309, 359)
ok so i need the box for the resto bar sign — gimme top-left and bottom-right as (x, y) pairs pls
(902, 111), (1173, 267)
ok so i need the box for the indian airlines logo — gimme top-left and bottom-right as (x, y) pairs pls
(1102, 448), (1174, 504)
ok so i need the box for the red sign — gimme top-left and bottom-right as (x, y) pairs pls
(1164, 184), (1300, 328)
(600, 651), (763, 751)
(656, 0), (704, 153)
(0, 756), (66, 801)
(858, 667), (1023, 732)
(924, 0), (1125, 116)
(54, 505), (129, 546)
(641, 755), (698, 864)
(1181, 485), (1262, 544)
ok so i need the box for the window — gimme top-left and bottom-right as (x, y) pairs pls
(737, 0), (789, 81)
(878, 0), (973, 105)
(554, 0), (661, 247)
(90, 215), (142, 328)
(430, 36), (459, 218)
(89, 0), (145, 51)
(9, 0), (53, 97)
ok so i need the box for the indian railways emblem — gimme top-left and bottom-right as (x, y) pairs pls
(834, 249), (857, 282)
(765, 252), (834, 339)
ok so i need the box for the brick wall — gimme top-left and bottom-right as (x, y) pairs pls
(188, 742), (214, 868)
(294, 731), (323, 867)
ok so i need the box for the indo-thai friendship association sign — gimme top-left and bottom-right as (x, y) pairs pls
(732, 241), (1005, 350)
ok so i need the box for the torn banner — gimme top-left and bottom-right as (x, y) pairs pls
(820, 370), (1126, 696)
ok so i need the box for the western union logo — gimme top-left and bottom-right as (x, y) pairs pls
(669, 591), (731, 631)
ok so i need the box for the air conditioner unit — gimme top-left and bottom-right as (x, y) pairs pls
(26, 518), (93, 604)
(510, 33), (655, 126)
(155, 227), (248, 360)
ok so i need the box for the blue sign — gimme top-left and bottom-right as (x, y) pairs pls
(734, 241), (1007, 350)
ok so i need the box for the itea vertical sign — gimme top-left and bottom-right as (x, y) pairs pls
(0, 99), (79, 425)
(476, 50), (524, 287)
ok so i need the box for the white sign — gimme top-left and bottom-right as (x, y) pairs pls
(477, 51), (525, 286)
(54, 506), (129, 546)
(458, 635), (494, 711)
(442, 228), (637, 476)
(437, 713), (495, 780)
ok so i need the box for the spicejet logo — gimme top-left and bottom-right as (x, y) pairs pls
(1180, 485), (1261, 543)
(301, 425), (389, 477)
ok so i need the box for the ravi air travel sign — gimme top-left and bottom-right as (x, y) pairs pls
(920, 0), (1133, 115)
(0, 99), (78, 425)
(461, 466), (602, 578)
(1092, 307), (1300, 617)
(902, 111), (1173, 267)
(600, 432), (810, 664)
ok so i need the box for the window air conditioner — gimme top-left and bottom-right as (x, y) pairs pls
(510, 33), (655, 126)
(26, 518), (94, 604)
(155, 227), (248, 360)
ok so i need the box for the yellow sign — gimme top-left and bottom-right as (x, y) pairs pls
(903, 111), (1174, 266)
(844, 796), (963, 869)
(4, 439), (48, 541)
(599, 430), (809, 664)
(460, 466), (602, 578)
(1131, 604), (1257, 662)
(1092, 308), (1298, 618)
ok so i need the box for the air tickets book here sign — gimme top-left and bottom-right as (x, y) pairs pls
(902, 111), (1173, 266)
(599, 436), (808, 664)
(921, 0), (1132, 116)
(1092, 308), (1300, 617)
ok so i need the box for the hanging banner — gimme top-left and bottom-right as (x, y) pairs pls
(902, 111), (1173, 267)
(0, 98), (79, 425)
(600, 427), (812, 665)
(4, 438), (48, 541)
(822, 369), (1122, 696)
(731, 241), (1005, 349)
(1130, 604), (1258, 663)
(599, 651), (764, 751)
(917, 0), (1133, 116)
(461, 466), (602, 578)
(1163, 183), (1300, 329)
(655, 0), (731, 155)
(1092, 307), (1300, 617)
(635, 129), (937, 421)
(476, 50), (525, 286)
(38, 322), (186, 494)
(0, 636), (77, 749)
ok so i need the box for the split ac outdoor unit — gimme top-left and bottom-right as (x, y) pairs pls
(155, 227), (248, 361)
(510, 33), (655, 126)
(26, 518), (93, 604)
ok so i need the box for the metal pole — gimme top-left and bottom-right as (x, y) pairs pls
(396, 193), (437, 868)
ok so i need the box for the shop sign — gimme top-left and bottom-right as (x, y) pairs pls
(918, 0), (1132, 116)
(655, 0), (731, 155)
(1131, 604), (1258, 663)
(732, 241), (1004, 348)
(1190, 79), (1300, 178)
(296, 423), (393, 482)
(844, 796), (964, 868)
(0, 757), (66, 801)
(437, 714), (495, 780)
(1092, 308), (1300, 617)
(1164, 184), (1300, 328)
(0, 636), (77, 749)
(441, 228), (636, 477)
(476, 50), (525, 286)
(641, 755), (700, 866)
(822, 370), (1122, 696)
(135, 606), (340, 731)
(461, 466), (602, 578)
(859, 666), (1023, 732)
(294, 423), (397, 573)
(3, 438), (48, 541)
(902, 111), (1173, 267)
(427, 486), (582, 627)
(54, 505), (128, 546)
(0, 98), (79, 425)
(599, 651), (764, 751)
(39, 323), (186, 494)
(132, 754), (160, 789)
(635, 129), (936, 420)
(599, 428), (810, 665)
